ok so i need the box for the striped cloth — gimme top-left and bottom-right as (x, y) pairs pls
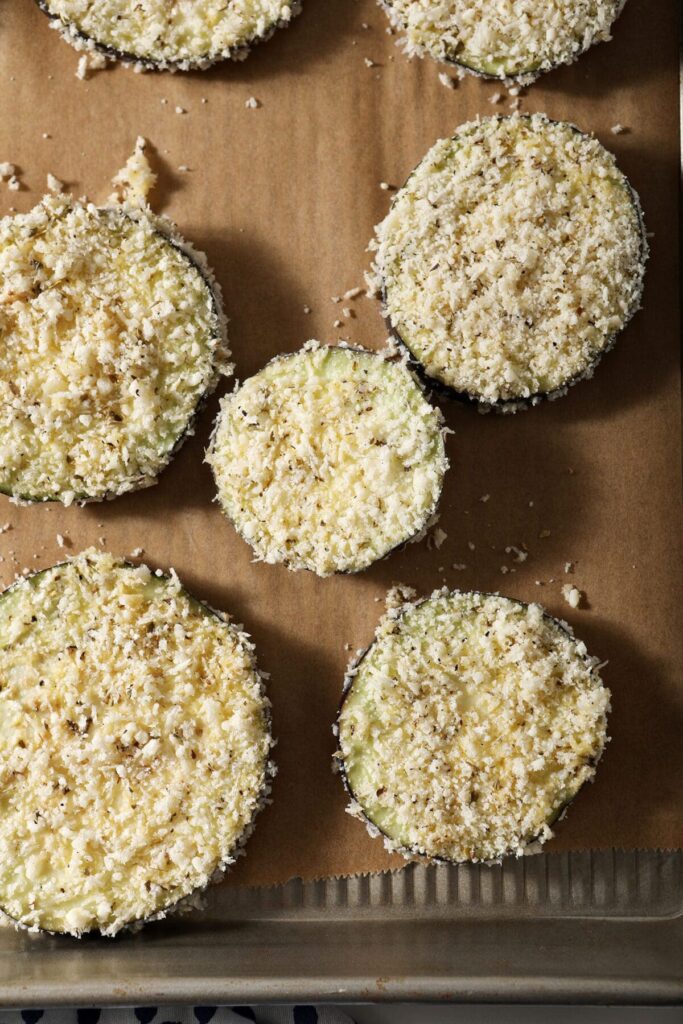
(0, 1010), (356, 1024)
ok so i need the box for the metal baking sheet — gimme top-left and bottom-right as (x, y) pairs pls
(1, 850), (681, 1005)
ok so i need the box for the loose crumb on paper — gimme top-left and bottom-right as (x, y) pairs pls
(432, 527), (448, 549)
(505, 545), (528, 564)
(76, 51), (108, 80)
(108, 136), (156, 206)
(561, 584), (582, 609)
(245, 97), (261, 109)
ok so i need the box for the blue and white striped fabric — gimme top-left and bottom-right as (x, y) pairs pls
(0, 1009), (356, 1024)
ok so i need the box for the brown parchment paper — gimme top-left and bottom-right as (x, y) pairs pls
(0, 0), (680, 887)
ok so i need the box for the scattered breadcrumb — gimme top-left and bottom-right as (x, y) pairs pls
(364, 58), (377, 67)
(564, 561), (574, 574)
(178, 165), (190, 173)
(175, 106), (186, 114)
(509, 97), (521, 110)
(539, 529), (551, 539)
(42, 133), (51, 140)
(0, 163), (15, 180)
(333, 319), (343, 328)
(489, 92), (502, 104)
(610, 124), (627, 135)
(451, 562), (466, 570)
(342, 307), (354, 318)
(432, 527), (448, 549)
(245, 97), (261, 109)
(108, 136), (156, 205)
(467, 541), (475, 551)
(0, 523), (11, 535)
(46, 173), (64, 194)
(343, 286), (364, 300)
(438, 72), (456, 89)
(385, 583), (417, 610)
(303, 305), (312, 314)
(500, 565), (509, 574)
(505, 545), (528, 563)
(561, 584), (582, 609)
(76, 51), (108, 80)
(479, 494), (490, 503)
(56, 534), (66, 548)
(129, 547), (144, 558)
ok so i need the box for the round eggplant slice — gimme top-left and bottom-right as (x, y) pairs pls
(380, 0), (626, 81)
(0, 194), (229, 504)
(336, 589), (610, 863)
(207, 343), (447, 577)
(36, 0), (300, 71)
(0, 550), (273, 937)
(373, 114), (648, 411)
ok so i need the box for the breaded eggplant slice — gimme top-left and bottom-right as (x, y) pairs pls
(336, 589), (610, 863)
(36, 0), (301, 70)
(0, 194), (229, 504)
(373, 114), (647, 412)
(207, 343), (447, 577)
(0, 550), (273, 937)
(380, 0), (626, 81)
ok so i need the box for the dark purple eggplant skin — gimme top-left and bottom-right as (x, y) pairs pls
(0, 206), (225, 505)
(335, 589), (606, 865)
(208, 344), (447, 577)
(377, 115), (648, 414)
(34, 0), (298, 72)
(0, 556), (274, 938)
